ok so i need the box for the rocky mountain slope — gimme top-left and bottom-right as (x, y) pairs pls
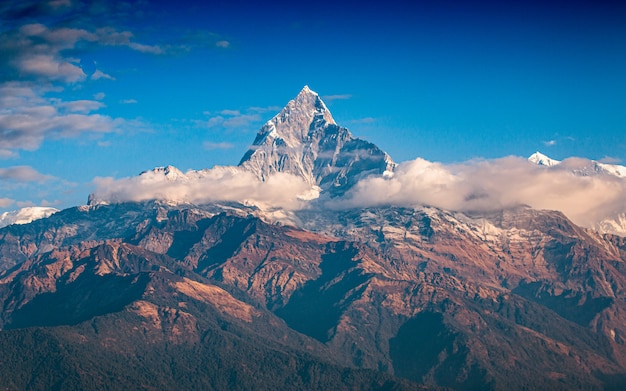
(0, 88), (625, 390)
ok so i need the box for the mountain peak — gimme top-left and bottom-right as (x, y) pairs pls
(289, 85), (336, 127)
(528, 151), (560, 167)
(239, 87), (394, 195)
(299, 85), (314, 95)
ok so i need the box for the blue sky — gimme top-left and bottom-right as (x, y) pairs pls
(1, 0), (625, 213)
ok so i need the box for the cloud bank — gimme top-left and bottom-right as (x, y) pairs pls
(89, 155), (626, 232)
(333, 156), (626, 229)
(91, 166), (313, 211)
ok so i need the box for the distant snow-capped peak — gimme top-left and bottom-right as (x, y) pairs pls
(528, 152), (560, 167)
(0, 206), (59, 228)
(528, 152), (626, 178)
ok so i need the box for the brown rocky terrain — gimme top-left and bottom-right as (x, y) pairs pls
(1, 201), (625, 389)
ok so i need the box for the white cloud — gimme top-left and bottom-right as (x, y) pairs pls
(0, 149), (18, 159)
(58, 99), (105, 113)
(0, 83), (126, 151)
(93, 92), (106, 100)
(248, 106), (282, 113)
(348, 117), (376, 124)
(127, 42), (164, 54)
(0, 166), (54, 182)
(321, 94), (352, 101)
(0, 24), (95, 83)
(91, 69), (115, 80)
(215, 40), (230, 48)
(120, 99), (138, 104)
(0, 22), (173, 85)
(334, 156), (626, 229)
(91, 167), (312, 211)
(206, 116), (225, 127)
(223, 114), (261, 128)
(17, 54), (86, 82)
(203, 141), (234, 150)
(543, 140), (556, 146)
(204, 108), (263, 129)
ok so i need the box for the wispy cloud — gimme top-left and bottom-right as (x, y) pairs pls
(321, 94), (352, 101)
(91, 69), (115, 80)
(120, 99), (138, 104)
(203, 141), (235, 150)
(179, 30), (233, 52)
(204, 107), (266, 130)
(0, 83), (126, 151)
(599, 156), (622, 164)
(0, 165), (54, 182)
(543, 139), (556, 146)
(348, 117), (376, 124)
(0, 21), (176, 85)
(127, 42), (164, 54)
(0, 198), (14, 208)
(0, 149), (18, 159)
(223, 114), (261, 128)
(248, 106), (282, 113)
(57, 99), (105, 113)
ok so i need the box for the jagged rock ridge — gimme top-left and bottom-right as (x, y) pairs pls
(239, 86), (395, 196)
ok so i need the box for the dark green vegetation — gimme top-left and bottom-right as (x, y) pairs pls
(0, 321), (421, 391)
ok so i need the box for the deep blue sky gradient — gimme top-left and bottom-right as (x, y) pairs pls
(1, 0), (625, 212)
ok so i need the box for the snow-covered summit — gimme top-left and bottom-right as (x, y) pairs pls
(0, 206), (59, 228)
(528, 151), (626, 178)
(243, 85), (336, 152)
(596, 162), (626, 178)
(140, 165), (186, 180)
(528, 152), (560, 167)
(239, 86), (395, 195)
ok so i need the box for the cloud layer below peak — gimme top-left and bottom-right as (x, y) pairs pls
(90, 166), (314, 212)
(333, 156), (626, 230)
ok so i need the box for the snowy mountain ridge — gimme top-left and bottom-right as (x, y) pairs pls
(0, 206), (59, 228)
(528, 151), (626, 178)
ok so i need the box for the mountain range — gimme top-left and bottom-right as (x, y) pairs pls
(1, 86), (626, 390)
